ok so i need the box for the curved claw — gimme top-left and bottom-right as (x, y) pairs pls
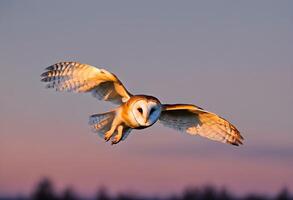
(104, 130), (114, 142)
(111, 125), (123, 145)
(111, 140), (118, 145)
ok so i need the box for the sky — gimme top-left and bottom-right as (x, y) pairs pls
(0, 0), (293, 197)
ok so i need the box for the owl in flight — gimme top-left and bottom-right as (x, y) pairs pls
(41, 62), (243, 145)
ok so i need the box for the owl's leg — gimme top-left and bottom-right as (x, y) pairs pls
(111, 125), (123, 145)
(104, 115), (122, 142)
(104, 125), (116, 141)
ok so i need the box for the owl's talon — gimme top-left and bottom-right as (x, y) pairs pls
(110, 125), (123, 145)
(110, 136), (118, 145)
(104, 132), (112, 141)
(111, 140), (117, 145)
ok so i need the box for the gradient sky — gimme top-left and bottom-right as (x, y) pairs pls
(0, 0), (293, 197)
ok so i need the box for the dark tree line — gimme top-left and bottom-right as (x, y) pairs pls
(1, 178), (292, 200)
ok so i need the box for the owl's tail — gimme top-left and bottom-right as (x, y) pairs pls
(89, 111), (116, 138)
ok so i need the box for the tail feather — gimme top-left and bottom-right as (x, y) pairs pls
(89, 111), (133, 143)
(89, 111), (115, 138)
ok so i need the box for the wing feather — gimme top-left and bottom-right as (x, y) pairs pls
(159, 104), (243, 146)
(41, 62), (132, 104)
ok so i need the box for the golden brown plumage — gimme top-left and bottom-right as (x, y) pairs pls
(41, 62), (132, 104)
(160, 104), (243, 146)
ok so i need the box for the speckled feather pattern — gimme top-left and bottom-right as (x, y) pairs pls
(160, 105), (243, 146)
(41, 62), (132, 105)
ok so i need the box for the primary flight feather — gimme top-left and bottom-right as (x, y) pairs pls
(41, 62), (243, 145)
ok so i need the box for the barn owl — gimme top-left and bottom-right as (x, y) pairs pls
(41, 62), (243, 145)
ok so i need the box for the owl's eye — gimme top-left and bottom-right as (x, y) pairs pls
(137, 107), (143, 114)
(150, 107), (156, 115)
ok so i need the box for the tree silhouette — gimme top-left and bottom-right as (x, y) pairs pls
(182, 187), (200, 200)
(275, 188), (291, 200)
(31, 178), (58, 200)
(96, 187), (111, 200)
(2, 178), (292, 200)
(201, 186), (217, 200)
(61, 188), (78, 200)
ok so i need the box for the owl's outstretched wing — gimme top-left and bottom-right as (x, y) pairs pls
(159, 104), (243, 146)
(41, 62), (132, 105)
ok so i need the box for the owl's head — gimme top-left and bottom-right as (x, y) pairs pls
(131, 96), (162, 127)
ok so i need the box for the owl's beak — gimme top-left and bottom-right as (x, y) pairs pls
(144, 111), (150, 124)
(144, 113), (149, 123)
